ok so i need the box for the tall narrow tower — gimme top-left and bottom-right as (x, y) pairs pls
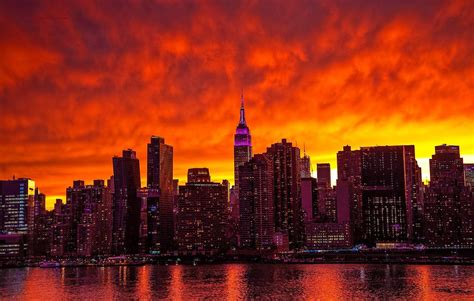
(234, 92), (252, 195)
(147, 136), (174, 252)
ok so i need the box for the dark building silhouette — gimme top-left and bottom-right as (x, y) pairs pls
(187, 168), (211, 183)
(96, 178), (113, 255)
(317, 163), (331, 188)
(62, 179), (113, 256)
(301, 177), (318, 222)
(239, 154), (274, 250)
(137, 187), (160, 254)
(147, 136), (174, 252)
(234, 93), (252, 203)
(424, 145), (473, 248)
(112, 149), (141, 254)
(64, 180), (85, 255)
(176, 169), (228, 253)
(336, 146), (362, 238)
(265, 139), (304, 250)
(360, 145), (421, 246)
(30, 209), (54, 257)
(50, 199), (69, 257)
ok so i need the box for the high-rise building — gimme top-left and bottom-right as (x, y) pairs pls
(360, 145), (421, 246)
(137, 187), (160, 254)
(317, 163), (331, 188)
(65, 180), (86, 255)
(95, 178), (113, 255)
(176, 169), (228, 253)
(112, 149), (141, 254)
(0, 178), (36, 234)
(29, 202), (54, 257)
(322, 187), (337, 222)
(51, 199), (69, 257)
(300, 149), (311, 178)
(63, 179), (112, 256)
(147, 136), (174, 252)
(234, 93), (252, 200)
(265, 139), (304, 249)
(301, 177), (318, 222)
(239, 154), (274, 250)
(336, 146), (362, 230)
(464, 163), (474, 189)
(424, 145), (473, 248)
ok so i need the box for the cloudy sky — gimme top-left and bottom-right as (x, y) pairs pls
(1, 0), (473, 208)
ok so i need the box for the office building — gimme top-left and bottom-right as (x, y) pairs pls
(265, 139), (304, 249)
(147, 136), (174, 252)
(112, 149), (141, 254)
(239, 154), (274, 250)
(176, 169), (228, 253)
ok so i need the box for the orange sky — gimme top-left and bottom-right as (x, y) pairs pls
(1, 1), (473, 209)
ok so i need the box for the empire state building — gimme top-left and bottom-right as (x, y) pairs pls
(234, 93), (252, 194)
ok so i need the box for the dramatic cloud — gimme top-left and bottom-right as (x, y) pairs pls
(1, 0), (473, 208)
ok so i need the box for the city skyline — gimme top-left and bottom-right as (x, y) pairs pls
(1, 1), (474, 208)
(2, 102), (474, 209)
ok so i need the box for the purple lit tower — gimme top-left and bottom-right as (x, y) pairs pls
(234, 93), (252, 197)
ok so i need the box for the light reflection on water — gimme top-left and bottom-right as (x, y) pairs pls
(0, 264), (472, 300)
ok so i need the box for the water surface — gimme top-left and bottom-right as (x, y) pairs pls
(0, 264), (472, 300)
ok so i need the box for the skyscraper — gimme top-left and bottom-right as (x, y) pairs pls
(65, 180), (86, 255)
(317, 163), (331, 188)
(336, 145), (362, 230)
(147, 136), (174, 252)
(301, 177), (318, 222)
(0, 178), (36, 234)
(137, 187), (160, 254)
(360, 145), (421, 246)
(265, 139), (304, 249)
(112, 149), (141, 254)
(50, 199), (69, 257)
(424, 145), (473, 248)
(63, 179), (113, 256)
(239, 154), (274, 250)
(300, 149), (311, 178)
(176, 169), (228, 253)
(234, 93), (252, 199)
(316, 163), (336, 222)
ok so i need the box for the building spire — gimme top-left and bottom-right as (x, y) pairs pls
(239, 89), (246, 124)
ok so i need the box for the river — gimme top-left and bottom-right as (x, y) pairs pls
(0, 264), (472, 300)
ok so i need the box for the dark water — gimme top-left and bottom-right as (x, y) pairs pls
(0, 264), (473, 300)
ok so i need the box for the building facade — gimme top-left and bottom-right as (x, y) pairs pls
(239, 154), (274, 250)
(360, 145), (421, 246)
(424, 145), (473, 248)
(234, 94), (252, 201)
(176, 169), (229, 253)
(265, 139), (304, 250)
(112, 149), (141, 254)
(147, 136), (174, 252)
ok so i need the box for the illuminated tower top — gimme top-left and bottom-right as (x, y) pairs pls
(234, 92), (251, 147)
(234, 92), (252, 191)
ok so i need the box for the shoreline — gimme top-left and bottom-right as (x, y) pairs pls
(1, 251), (473, 269)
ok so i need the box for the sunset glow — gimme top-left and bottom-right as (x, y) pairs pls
(1, 1), (473, 209)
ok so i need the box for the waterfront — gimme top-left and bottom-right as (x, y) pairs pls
(0, 264), (472, 300)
